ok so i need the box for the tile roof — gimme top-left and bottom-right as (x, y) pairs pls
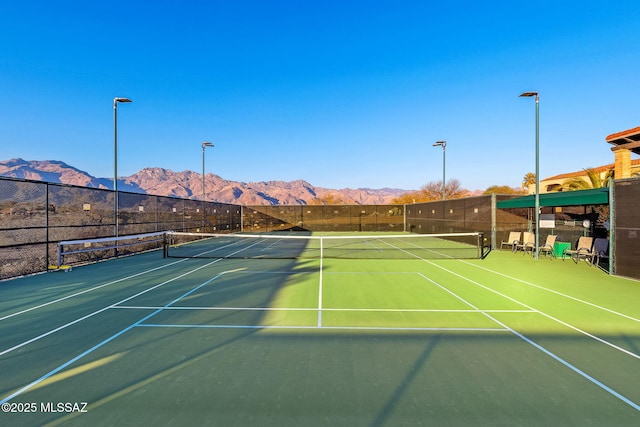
(606, 126), (640, 155)
(543, 159), (640, 181)
(605, 126), (640, 142)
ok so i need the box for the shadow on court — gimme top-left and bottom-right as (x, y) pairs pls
(1, 249), (640, 426)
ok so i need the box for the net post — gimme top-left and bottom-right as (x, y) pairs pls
(479, 232), (491, 259)
(163, 232), (169, 258)
(491, 193), (497, 250)
(57, 242), (63, 267)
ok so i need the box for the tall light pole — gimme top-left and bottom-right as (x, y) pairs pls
(520, 91), (540, 259)
(113, 97), (132, 240)
(201, 141), (214, 232)
(433, 140), (446, 200)
(201, 142), (214, 201)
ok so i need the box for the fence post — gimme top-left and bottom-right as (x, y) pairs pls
(46, 182), (50, 269)
(609, 181), (615, 275)
(491, 194), (497, 250)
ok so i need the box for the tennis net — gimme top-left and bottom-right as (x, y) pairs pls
(56, 232), (166, 267)
(164, 231), (486, 260)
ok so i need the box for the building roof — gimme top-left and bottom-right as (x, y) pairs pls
(606, 126), (640, 155)
(542, 159), (640, 181)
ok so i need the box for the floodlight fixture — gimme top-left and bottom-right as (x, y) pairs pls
(202, 141), (214, 202)
(114, 97), (133, 106)
(433, 140), (447, 200)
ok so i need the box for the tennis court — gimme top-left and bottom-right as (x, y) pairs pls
(1, 232), (639, 426)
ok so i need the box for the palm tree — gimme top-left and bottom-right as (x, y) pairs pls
(521, 172), (536, 193)
(562, 168), (613, 226)
(562, 168), (613, 191)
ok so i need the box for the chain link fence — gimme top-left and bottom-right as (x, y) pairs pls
(242, 205), (405, 233)
(3, 176), (637, 280)
(405, 195), (516, 250)
(613, 178), (640, 279)
(0, 177), (241, 280)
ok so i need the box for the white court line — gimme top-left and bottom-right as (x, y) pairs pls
(0, 258), (224, 356)
(1, 239), (259, 356)
(0, 307), (159, 405)
(114, 306), (320, 311)
(260, 238), (285, 253)
(324, 271), (418, 274)
(2, 241), (266, 402)
(317, 239), (324, 327)
(388, 238), (640, 358)
(460, 259), (640, 324)
(113, 305), (534, 313)
(0, 256), (192, 322)
(1, 266), (229, 404)
(382, 238), (640, 412)
(229, 270), (317, 274)
(424, 261), (640, 361)
(137, 323), (508, 332)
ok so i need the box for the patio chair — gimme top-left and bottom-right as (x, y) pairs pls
(500, 232), (521, 252)
(562, 236), (594, 263)
(590, 238), (609, 269)
(515, 232), (535, 255)
(538, 234), (557, 259)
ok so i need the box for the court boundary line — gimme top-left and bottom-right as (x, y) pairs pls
(0, 256), (193, 322)
(3, 236), (639, 413)
(391, 237), (640, 359)
(425, 260), (640, 361)
(460, 259), (640, 324)
(317, 239), (323, 327)
(113, 266), (529, 332)
(383, 238), (640, 412)
(0, 238), (263, 356)
(421, 265), (640, 412)
(136, 324), (508, 332)
(113, 305), (535, 313)
(3, 260), (523, 406)
(0, 258), (224, 356)
(0, 266), (229, 404)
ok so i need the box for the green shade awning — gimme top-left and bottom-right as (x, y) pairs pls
(497, 188), (609, 209)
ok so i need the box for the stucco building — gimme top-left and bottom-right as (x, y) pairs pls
(529, 126), (640, 195)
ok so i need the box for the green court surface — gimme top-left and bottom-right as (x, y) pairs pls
(1, 240), (640, 426)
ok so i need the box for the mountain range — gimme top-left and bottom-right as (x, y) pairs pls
(0, 158), (408, 205)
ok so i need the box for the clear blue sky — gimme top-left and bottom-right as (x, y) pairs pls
(1, 0), (639, 191)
